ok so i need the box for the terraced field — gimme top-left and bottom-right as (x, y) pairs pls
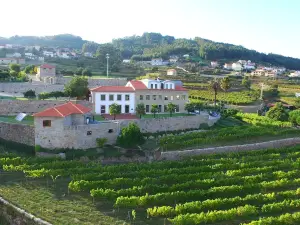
(2, 145), (300, 224)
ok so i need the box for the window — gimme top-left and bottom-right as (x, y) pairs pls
(151, 84), (154, 89)
(43, 120), (51, 127)
(154, 84), (158, 89)
(140, 95), (143, 100)
(170, 96), (174, 100)
(146, 95), (150, 100)
(101, 94), (106, 101)
(125, 95), (130, 100)
(109, 94), (114, 101)
(176, 105), (180, 112)
(101, 105), (106, 114)
(87, 131), (92, 135)
(164, 96), (168, 100)
(146, 105), (150, 113)
(158, 105), (162, 112)
(153, 95), (157, 100)
(165, 84), (168, 89)
(117, 94), (122, 101)
(176, 95), (180, 100)
(182, 95), (186, 100)
(158, 95), (162, 100)
(164, 105), (168, 112)
(108, 129), (114, 133)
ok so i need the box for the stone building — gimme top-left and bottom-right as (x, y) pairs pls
(90, 78), (189, 115)
(36, 64), (57, 84)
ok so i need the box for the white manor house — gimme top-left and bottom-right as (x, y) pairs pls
(90, 78), (189, 115)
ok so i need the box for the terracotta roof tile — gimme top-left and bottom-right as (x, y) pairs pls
(129, 80), (147, 90)
(40, 64), (55, 69)
(33, 102), (91, 117)
(90, 86), (134, 92)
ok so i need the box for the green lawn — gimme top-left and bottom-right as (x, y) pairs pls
(142, 113), (193, 119)
(0, 115), (34, 125)
(93, 115), (105, 121)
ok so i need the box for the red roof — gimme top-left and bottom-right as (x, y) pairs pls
(33, 102), (91, 117)
(175, 86), (187, 91)
(128, 80), (148, 90)
(40, 64), (55, 69)
(90, 86), (134, 92)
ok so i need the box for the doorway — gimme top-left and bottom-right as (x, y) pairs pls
(125, 105), (130, 113)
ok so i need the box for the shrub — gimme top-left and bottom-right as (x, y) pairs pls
(266, 103), (289, 121)
(23, 89), (36, 98)
(96, 138), (107, 148)
(116, 122), (145, 148)
(222, 109), (240, 118)
(289, 110), (300, 126)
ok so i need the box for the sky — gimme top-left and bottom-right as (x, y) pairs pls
(2, 0), (300, 58)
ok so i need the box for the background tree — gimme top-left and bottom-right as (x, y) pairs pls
(24, 65), (35, 74)
(209, 79), (220, 107)
(109, 103), (121, 120)
(75, 67), (83, 75)
(38, 92), (49, 100)
(9, 63), (20, 73)
(23, 90), (36, 99)
(167, 102), (176, 117)
(64, 76), (88, 99)
(242, 76), (251, 90)
(116, 122), (145, 148)
(220, 76), (231, 92)
(266, 102), (288, 121)
(136, 103), (146, 119)
(184, 103), (194, 114)
(50, 91), (65, 99)
(151, 104), (159, 118)
(82, 68), (92, 77)
(96, 43), (122, 68)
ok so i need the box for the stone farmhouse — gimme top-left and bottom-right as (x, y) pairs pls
(36, 64), (56, 84)
(90, 78), (188, 115)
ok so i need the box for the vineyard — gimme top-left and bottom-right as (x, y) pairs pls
(189, 89), (259, 104)
(3, 145), (300, 224)
(159, 113), (298, 151)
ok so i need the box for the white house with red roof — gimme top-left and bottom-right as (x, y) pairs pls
(167, 69), (177, 76)
(90, 79), (188, 115)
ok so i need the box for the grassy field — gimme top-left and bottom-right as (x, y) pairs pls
(3, 144), (300, 224)
(0, 115), (34, 125)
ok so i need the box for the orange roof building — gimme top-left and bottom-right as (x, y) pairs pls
(33, 102), (91, 117)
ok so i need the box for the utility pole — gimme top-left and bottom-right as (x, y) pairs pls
(260, 83), (265, 100)
(106, 53), (109, 78)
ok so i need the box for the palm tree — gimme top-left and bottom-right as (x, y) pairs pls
(220, 76), (231, 92)
(135, 103), (146, 119)
(209, 79), (220, 108)
(151, 104), (158, 118)
(167, 102), (176, 117)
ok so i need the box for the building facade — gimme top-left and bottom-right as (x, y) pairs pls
(90, 79), (189, 115)
(36, 64), (56, 84)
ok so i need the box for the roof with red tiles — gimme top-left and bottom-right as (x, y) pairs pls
(33, 102), (91, 117)
(40, 64), (55, 69)
(90, 86), (134, 92)
(128, 80), (148, 90)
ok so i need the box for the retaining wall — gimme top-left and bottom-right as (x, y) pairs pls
(0, 122), (34, 146)
(0, 78), (127, 95)
(159, 137), (300, 160)
(0, 196), (52, 225)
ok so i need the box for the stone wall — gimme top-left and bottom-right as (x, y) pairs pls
(34, 114), (218, 149)
(0, 196), (51, 225)
(0, 100), (92, 115)
(0, 122), (34, 146)
(159, 137), (300, 160)
(35, 119), (120, 149)
(0, 78), (127, 95)
(56, 77), (127, 87)
(120, 114), (218, 133)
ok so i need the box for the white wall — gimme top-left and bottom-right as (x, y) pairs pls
(94, 92), (135, 114)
